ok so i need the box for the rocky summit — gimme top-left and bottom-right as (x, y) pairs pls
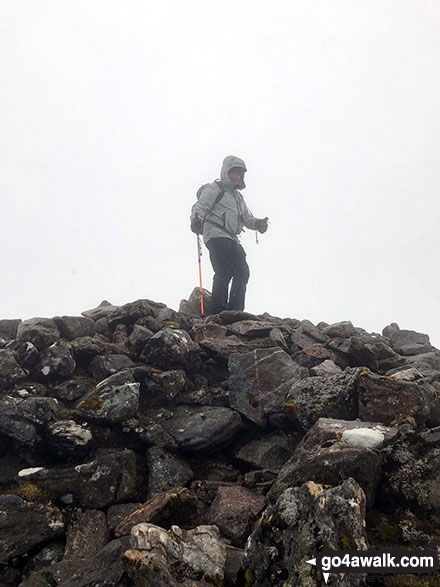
(0, 290), (439, 586)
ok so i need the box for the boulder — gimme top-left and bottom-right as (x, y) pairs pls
(323, 320), (357, 338)
(46, 420), (92, 460)
(53, 316), (96, 340)
(205, 485), (265, 547)
(179, 287), (212, 316)
(123, 523), (227, 587)
(61, 509), (110, 573)
(284, 368), (360, 431)
(243, 478), (368, 586)
(386, 328), (433, 356)
(234, 435), (296, 470)
(310, 358), (342, 376)
(81, 300), (119, 321)
(88, 353), (136, 379)
(140, 328), (198, 370)
(0, 495), (64, 563)
(16, 449), (138, 509)
(16, 318), (61, 351)
(128, 325), (154, 355)
(4, 340), (39, 370)
(228, 348), (306, 427)
(269, 417), (397, 504)
(33, 341), (76, 382)
(76, 371), (140, 423)
(0, 349), (28, 387)
(50, 378), (95, 402)
(199, 336), (253, 365)
(290, 321), (329, 349)
(0, 395), (60, 449)
(145, 446), (193, 499)
(106, 503), (143, 533)
(0, 319), (21, 340)
(358, 368), (435, 426)
(140, 369), (187, 409)
(107, 299), (158, 330)
(161, 405), (243, 452)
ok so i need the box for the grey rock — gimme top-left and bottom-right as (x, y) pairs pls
(290, 321), (329, 348)
(128, 325), (154, 355)
(323, 320), (357, 338)
(406, 351), (440, 374)
(310, 358), (342, 376)
(81, 300), (119, 321)
(387, 328), (432, 355)
(59, 536), (131, 587)
(62, 509), (110, 568)
(328, 334), (407, 373)
(33, 341), (76, 382)
(0, 349), (28, 387)
(226, 319), (280, 338)
(140, 369), (187, 409)
(192, 322), (228, 344)
(0, 319), (21, 340)
(161, 405), (243, 452)
(106, 503), (143, 533)
(269, 417), (397, 504)
(199, 336), (254, 365)
(140, 328), (198, 370)
(21, 540), (65, 582)
(16, 318), (61, 351)
(50, 378), (95, 402)
(420, 426), (440, 446)
(386, 367), (424, 381)
(107, 299), (158, 330)
(284, 368), (360, 431)
(124, 523), (227, 587)
(244, 478), (368, 587)
(205, 485), (265, 547)
(76, 370), (140, 423)
(88, 353), (136, 379)
(235, 435), (296, 470)
(146, 446), (193, 499)
(179, 287), (212, 317)
(228, 348), (306, 426)
(5, 340), (39, 370)
(17, 449), (138, 509)
(0, 495), (64, 563)
(0, 395), (59, 448)
(46, 420), (92, 459)
(53, 316), (96, 340)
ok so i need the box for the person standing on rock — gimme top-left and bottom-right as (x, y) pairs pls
(190, 155), (268, 315)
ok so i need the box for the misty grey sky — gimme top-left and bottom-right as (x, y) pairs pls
(1, 1), (439, 346)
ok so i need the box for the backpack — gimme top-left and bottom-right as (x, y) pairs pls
(192, 180), (226, 235)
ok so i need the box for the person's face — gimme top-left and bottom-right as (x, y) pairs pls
(228, 167), (245, 184)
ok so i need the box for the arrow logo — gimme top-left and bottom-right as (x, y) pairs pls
(306, 558), (330, 584)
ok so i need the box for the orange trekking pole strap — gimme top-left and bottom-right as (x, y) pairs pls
(196, 233), (205, 316)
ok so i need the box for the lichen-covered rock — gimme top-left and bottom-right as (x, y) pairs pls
(290, 321), (329, 349)
(76, 370), (140, 423)
(16, 449), (138, 509)
(327, 334), (407, 373)
(50, 378), (95, 402)
(115, 487), (203, 537)
(123, 523), (227, 587)
(33, 341), (76, 382)
(128, 324), (154, 355)
(243, 478), (368, 587)
(107, 299), (158, 330)
(140, 328), (198, 370)
(145, 446), (193, 499)
(205, 485), (265, 547)
(0, 495), (64, 563)
(53, 316), (96, 340)
(0, 349), (28, 387)
(161, 405), (243, 452)
(358, 368), (435, 426)
(228, 348), (306, 427)
(284, 368), (360, 431)
(16, 318), (61, 351)
(269, 418), (397, 504)
(140, 369), (187, 409)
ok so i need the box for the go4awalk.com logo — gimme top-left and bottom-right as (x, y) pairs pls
(306, 547), (439, 584)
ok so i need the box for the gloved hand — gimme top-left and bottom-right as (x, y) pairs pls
(255, 217), (269, 233)
(191, 215), (203, 234)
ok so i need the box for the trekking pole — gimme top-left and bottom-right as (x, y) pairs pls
(196, 232), (205, 316)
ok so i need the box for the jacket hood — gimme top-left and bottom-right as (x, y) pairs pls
(220, 155), (247, 190)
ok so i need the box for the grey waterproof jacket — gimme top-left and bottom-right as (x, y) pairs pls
(191, 156), (258, 244)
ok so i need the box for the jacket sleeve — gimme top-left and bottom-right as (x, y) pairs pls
(241, 197), (258, 230)
(190, 185), (220, 222)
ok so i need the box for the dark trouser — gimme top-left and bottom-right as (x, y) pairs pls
(206, 238), (250, 314)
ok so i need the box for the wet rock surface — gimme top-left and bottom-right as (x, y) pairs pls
(0, 297), (438, 585)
